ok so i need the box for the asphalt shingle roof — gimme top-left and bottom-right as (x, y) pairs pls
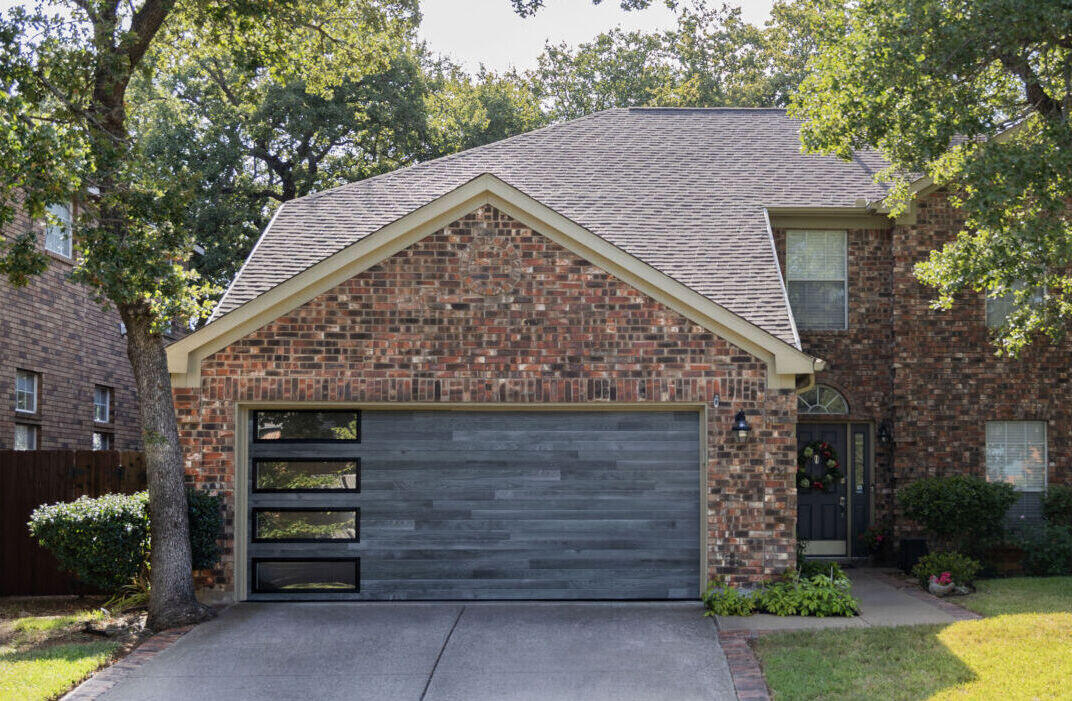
(213, 107), (890, 347)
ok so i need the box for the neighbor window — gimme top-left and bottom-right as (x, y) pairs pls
(15, 370), (38, 414)
(986, 282), (1043, 329)
(786, 230), (847, 330)
(986, 421), (1047, 520)
(92, 431), (113, 451)
(44, 202), (73, 258)
(14, 424), (38, 451)
(94, 386), (112, 423)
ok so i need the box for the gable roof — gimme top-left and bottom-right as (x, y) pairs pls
(212, 107), (890, 346)
(168, 174), (823, 389)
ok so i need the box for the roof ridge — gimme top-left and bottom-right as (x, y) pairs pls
(626, 106), (788, 112)
(303, 108), (628, 203)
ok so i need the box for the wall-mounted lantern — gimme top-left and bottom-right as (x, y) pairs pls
(732, 410), (751, 442)
(877, 420), (893, 446)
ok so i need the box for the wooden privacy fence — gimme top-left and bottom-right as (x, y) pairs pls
(0, 450), (146, 596)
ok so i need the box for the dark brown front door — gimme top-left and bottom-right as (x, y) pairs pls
(796, 423), (848, 546)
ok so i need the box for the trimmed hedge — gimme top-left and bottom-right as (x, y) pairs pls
(1043, 485), (1072, 527)
(28, 489), (222, 593)
(898, 475), (1017, 553)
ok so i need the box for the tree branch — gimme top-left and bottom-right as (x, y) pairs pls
(998, 52), (1065, 120)
(127, 0), (177, 67)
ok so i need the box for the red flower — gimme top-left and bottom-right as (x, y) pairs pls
(812, 481), (824, 490)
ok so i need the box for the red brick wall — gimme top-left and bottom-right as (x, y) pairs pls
(177, 204), (799, 595)
(775, 191), (1072, 531)
(0, 203), (140, 450)
(892, 191), (1072, 495)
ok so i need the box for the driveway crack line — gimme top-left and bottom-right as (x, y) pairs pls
(420, 606), (465, 701)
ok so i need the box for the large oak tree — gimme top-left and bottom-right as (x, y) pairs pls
(788, 0), (1072, 355)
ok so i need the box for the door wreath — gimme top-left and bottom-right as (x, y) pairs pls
(796, 440), (843, 493)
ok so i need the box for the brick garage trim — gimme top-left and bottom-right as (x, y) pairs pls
(176, 204), (801, 598)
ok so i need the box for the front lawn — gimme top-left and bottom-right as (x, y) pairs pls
(0, 597), (123, 701)
(958, 576), (1072, 616)
(753, 576), (1072, 701)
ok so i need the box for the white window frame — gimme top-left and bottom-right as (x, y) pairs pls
(985, 421), (1048, 493)
(14, 423), (38, 451)
(786, 229), (848, 331)
(44, 202), (73, 258)
(94, 385), (112, 423)
(15, 370), (38, 414)
(798, 384), (850, 415)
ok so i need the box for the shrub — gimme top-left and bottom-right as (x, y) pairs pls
(186, 489), (223, 570)
(1043, 485), (1072, 527)
(28, 492), (151, 592)
(798, 560), (846, 581)
(28, 489), (224, 593)
(898, 475), (1017, 552)
(702, 580), (756, 617)
(910, 551), (981, 587)
(754, 572), (858, 617)
(1016, 524), (1072, 576)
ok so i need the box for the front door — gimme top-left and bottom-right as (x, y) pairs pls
(797, 424), (848, 555)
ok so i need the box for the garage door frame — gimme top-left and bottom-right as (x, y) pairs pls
(232, 402), (709, 602)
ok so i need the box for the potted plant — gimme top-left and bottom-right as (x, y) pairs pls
(928, 571), (955, 597)
(859, 522), (892, 563)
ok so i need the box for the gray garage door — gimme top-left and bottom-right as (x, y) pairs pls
(246, 410), (701, 600)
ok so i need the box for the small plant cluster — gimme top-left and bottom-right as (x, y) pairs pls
(859, 521), (891, 556)
(703, 567), (858, 618)
(911, 551), (981, 588)
(28, 490), (223, 593)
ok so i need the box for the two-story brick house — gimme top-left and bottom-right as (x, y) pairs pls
(0, 199), (141, 450)
(165, 108), (1069, 602)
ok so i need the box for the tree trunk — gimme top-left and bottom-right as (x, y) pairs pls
(121, 305), (213, 630)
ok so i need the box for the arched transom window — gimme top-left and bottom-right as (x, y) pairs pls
(797, 384), (849, 415)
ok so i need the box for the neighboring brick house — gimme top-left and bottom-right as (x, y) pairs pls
(166, 108), (1069, 603)
(0, 199), (141, 451)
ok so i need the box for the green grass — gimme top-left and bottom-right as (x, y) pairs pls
(0, 599), (119, 701)
(753, 577), (1072, 701)
(959, 576), (1072, 616)
(0, 641), (119, 701)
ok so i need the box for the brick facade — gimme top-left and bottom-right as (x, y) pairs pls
(775, 189), (1072, 533)
(176, 205), (799, 595)
(0, 203), (140, 450)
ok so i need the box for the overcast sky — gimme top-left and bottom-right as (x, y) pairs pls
(0, 0), (776, 74)
(419, 0), (775, 73)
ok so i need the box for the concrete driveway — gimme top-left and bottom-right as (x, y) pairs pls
(98, 602), (735, 701)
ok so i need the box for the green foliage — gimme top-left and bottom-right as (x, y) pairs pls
(186, 490), (223, 571)
(898, 475), (1017, 553)
(702, 580), (756, 616)
(28, 490), (223, 593)
(28, 493), (151, 593)
(789, 0), (1072, 355)
(1015, 525), (1072, 576)
(528, 1), (815, 121)
(798, 560), (846, 581)
(754, 572), (859, 617)
(1043, 485), (1072, 527)
(911, 551), (982, 587)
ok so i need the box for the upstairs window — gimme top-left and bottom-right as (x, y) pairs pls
(986, 282), (1042, 329)
(44, 202), (73, 258)
(94, 386), (112, 423)
(15, 370), (38, 414)
(786, 230), (847, 330)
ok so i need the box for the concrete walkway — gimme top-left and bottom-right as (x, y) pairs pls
(716, 569), (962, 633)
(94, 602), (735, 701)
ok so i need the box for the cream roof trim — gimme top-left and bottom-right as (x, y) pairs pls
(168, 174), (822, 389)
